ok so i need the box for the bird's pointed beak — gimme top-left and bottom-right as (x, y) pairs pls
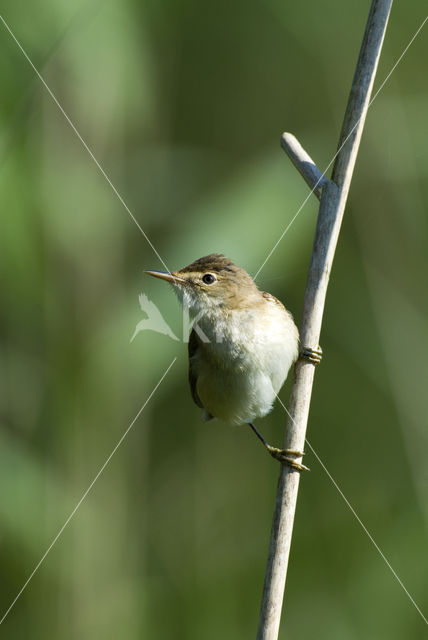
(144, 270), (186, 284)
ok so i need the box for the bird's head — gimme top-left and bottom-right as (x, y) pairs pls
(145, 254), (260, 318)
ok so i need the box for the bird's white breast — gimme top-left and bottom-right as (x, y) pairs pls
(192, 300), (299, 425)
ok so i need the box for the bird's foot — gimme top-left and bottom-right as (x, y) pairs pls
(300, 346), (323, 365)
(266, 445), (309, 472)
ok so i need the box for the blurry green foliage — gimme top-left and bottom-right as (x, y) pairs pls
(1, 0), (427, 637)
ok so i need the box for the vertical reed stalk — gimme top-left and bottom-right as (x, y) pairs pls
(257, 2), (393, 638)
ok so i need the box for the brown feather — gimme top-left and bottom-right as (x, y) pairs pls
(178, 254), (235, 274)
(188, 329), (204, 409)
(261, 290), (286, 311)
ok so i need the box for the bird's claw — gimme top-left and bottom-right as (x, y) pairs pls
(300, 346), (323, 365)
(267, 446), (310, 472)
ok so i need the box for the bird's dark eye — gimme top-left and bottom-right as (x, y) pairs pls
(202, 273), (216, 285)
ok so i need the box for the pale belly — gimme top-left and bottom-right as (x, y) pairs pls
(194, 321), (298, 425)
(196, 366), (280, 425)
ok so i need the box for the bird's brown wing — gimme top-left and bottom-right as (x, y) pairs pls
(261, 290), (286, 310)
(188, 328), (204, 409)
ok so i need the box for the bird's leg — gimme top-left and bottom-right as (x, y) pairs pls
(248, 423), (309, 472)
(300, 345), (323, 365)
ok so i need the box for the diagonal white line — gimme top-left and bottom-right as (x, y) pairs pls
(253, 191), (314, 280)
(253, 15), (428, 281)
(0, 13), (170, 274)
(305, 439), (428, 626)
(276, 395), (428, 626)
(367, 14), (428, 109)
(0, 357), (177, 626)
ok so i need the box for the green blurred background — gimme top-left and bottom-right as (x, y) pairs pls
(1, 0), (427, 637)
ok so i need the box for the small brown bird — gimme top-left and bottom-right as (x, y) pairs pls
(146, 254), (306, 470)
